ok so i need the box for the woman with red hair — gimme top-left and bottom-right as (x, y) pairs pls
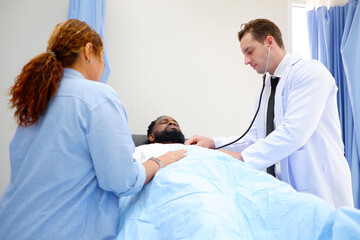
(0, 19), (186, 239)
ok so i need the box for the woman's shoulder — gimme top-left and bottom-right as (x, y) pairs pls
(58, 70), (120, 106)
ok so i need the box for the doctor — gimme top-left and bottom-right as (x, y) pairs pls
(186, 18), (353, 208)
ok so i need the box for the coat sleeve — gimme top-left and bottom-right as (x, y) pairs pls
(242, 60), (336, 170)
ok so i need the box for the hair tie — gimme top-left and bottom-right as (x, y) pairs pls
(48, 50), (56, 57)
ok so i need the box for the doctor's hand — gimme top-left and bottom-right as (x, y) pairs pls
(185, 135), (215, 149)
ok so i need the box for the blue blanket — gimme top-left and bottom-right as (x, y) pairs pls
(117, 145), (360, 239)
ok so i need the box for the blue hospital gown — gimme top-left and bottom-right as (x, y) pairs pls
(0, 68), (145, 240)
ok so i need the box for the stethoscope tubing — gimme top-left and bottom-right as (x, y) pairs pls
(215, 46), (270, 150)
(214, 75), (266, 149)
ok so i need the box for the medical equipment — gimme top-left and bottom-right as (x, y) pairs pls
(215, 46), (270, 150)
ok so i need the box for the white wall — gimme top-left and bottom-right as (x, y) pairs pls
(106, 0), (289, 139)
(0, 0), (289, 197)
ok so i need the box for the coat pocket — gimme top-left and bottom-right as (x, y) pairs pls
(288, 149), (310, 190)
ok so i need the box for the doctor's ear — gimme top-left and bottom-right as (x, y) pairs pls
(265, 35), (274, 47)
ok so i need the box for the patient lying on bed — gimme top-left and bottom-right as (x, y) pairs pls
(117, 116), (360, 240)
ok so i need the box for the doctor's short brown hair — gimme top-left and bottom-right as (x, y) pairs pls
(238, 19), (284, 49)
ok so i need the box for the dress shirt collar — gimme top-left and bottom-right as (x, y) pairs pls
(272, 52), (291, 79)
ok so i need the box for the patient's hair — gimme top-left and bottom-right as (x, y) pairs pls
(9, 19), (103, 127)
(238, 19), (284, 49)
(147, 115), (164, 138)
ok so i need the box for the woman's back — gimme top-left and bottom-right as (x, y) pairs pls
(0, 68), (139, 239)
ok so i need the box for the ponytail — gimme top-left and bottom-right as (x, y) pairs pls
(9, 19), (103, 127)
(9, 52), (63, 127)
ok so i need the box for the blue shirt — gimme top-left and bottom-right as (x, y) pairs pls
(0, 68), (145, 239)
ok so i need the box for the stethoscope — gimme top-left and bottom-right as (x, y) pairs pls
(215, 46), (271, 150)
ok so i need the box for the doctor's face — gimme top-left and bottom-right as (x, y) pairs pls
(240, 32), (270, 75)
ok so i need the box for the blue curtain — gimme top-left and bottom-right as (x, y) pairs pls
(307, 0), (360, 208)
(67, 0), (110, 83)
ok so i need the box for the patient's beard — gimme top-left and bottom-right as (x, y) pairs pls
(153, 129), (185, 144)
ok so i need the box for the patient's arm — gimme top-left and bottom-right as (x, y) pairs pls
(217, 149), (244, 161)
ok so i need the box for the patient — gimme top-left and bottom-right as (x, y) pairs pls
(146, 115), (185, 144)
(145, 115), (237, 160)
(120, 115), (360, 240)
(134, 115), (187, 163)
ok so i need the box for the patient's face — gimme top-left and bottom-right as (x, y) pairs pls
(154, 116), (180, 132)
(150, 116), (185, 144)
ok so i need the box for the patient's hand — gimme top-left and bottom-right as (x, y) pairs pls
(217, 150), (243, 161)
(157, 149), (187, 168)
(185, 135), (215, 149)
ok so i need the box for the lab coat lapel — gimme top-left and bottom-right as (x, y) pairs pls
(274, 55), (302, 127)
(275, 68), (288, 182)
(275, 54), (302, 183)
(274, 78), (285, 125)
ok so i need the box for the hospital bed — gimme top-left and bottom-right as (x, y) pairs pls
(118, 135), (360, 240)
(131, 134), (149, 147)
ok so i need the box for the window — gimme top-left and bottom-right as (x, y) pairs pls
(292, 2), (311, 59)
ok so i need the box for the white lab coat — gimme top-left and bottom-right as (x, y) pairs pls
(215, 55), (353, 208)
